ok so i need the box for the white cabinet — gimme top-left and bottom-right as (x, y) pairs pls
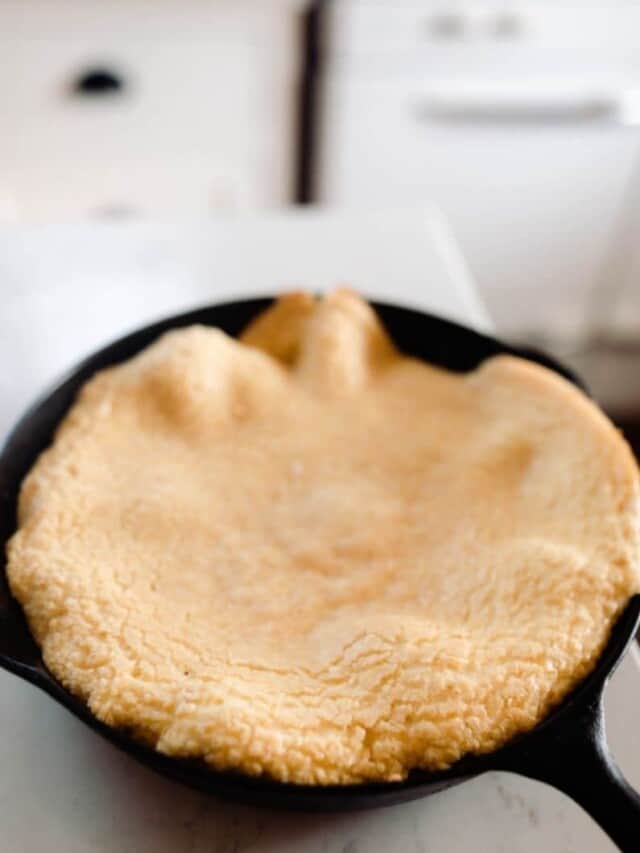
(0, 1), (296, 220)
(313, 1), (640, 336)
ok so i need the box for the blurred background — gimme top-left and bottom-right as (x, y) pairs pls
(1, 0), (639, 450)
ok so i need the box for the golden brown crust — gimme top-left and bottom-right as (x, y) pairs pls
(240, 290), (315, 365)
(6, 292), (640, 784)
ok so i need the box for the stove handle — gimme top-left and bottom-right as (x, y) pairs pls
(415, 90), (639, 126)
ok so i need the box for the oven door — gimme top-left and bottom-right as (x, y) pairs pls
(317, 73), (640, 336)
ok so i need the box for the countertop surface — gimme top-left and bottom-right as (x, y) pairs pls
(0, 210), (636, 852)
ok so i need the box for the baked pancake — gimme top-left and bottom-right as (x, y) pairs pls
(6, 291), (640, 784)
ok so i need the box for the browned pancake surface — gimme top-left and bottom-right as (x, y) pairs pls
(7, 291), (640, 783)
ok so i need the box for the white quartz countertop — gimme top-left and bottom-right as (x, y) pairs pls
(0, 209), (636, 852)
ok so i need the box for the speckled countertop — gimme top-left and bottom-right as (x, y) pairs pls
(0, 211), (636, 852)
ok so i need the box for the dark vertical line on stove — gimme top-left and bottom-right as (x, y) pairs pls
(293, 1), (326, 204)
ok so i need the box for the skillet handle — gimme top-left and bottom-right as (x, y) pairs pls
(499, 695), (640, 852)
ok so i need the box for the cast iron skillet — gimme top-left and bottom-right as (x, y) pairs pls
(1, 298), (640, 850)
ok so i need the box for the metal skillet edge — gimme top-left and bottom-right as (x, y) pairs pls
(0, 298), (639, 848)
